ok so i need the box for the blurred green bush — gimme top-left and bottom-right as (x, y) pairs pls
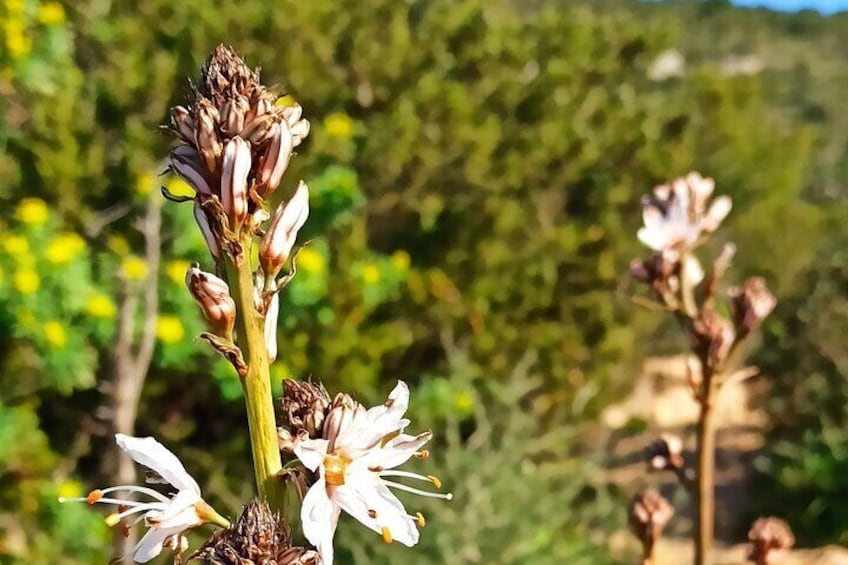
(1, 0), (847, 561)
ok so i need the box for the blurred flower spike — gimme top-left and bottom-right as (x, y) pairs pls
(637, 172), (731, 261)
(294, 381), (452, 564)
(59, 434), (230, 563)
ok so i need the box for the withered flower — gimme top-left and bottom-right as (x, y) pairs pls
(185, 265), (236, 339)
(689, 309), (736, 370)
(729, 277), (776, 340)
(628, 489), (674, 560)
(191, 500), (319, 565)
(280, 380), (331, 442)
(167, 45), (311, 247)
(644, 433), (684, 472)
(747, 517), (794, 565)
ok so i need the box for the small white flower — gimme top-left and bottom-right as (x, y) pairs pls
(294, 381), (452, 565)
(60, 434), (229, 563)
(637, 172), (731, 260)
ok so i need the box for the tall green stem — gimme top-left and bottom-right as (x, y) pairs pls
(225, 252), (285, 513)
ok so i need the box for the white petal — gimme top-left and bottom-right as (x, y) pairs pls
(145, 489), (203, 530)
(264, 293), (280, 362)
(702, 195), (732, 232)
(294, 438), (329, 472)
(335, 475), (419, 547)
(133, 525), (183, 563)
(115, 435), (200, 494)
(358, 431), (432, 470)
(349, 381), (411, 450)
(637, 227), (667, 251)
(301, 477), (340, 565)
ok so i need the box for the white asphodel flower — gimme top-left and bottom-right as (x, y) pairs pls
(638, 172), (732, 260)
(60, 434), (229, 563)
(294, 381), (452, 565)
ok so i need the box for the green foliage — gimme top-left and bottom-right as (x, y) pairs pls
(1, 0), (847, 561)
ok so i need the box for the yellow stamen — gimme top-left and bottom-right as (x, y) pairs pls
(368, 509), (377, 519)
(368, 465), (384, 473)
(416, 512), (426, 527)
(104, 513), (121, 527)
(324, 453), (349, 487)
(86, 489), (104, 504)
(427, 475), (442, 489)
(381, 527), (393, 544)
(414, 450), (430, 460)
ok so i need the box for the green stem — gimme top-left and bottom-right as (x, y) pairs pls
(225, 252), (285, 514)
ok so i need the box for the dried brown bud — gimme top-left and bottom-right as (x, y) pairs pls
(689, 309), (735, 370)
(281, 380), (331, 441)
(191, 500), (319, 564)
(729, 277), (776, 340)
(186, 265), (236, 339)
(747, 517), (794, 565)
(628, 490), (674, 557)
(644, 433), (684, 471)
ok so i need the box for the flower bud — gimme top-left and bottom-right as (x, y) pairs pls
(185, 265), (235, 338)
(193, 202), (220, 260)
(281, 103), (303, 127)
(689, 309), (735, 370)
(221, 94), (249, 135)
(241, 114), (276, 145)
(729, 277), (776, 340)
(264, 292), (279, 362)
(323, 393), (366, 446)
(170, 145), (211, 195)
(748, 517), (794, 565)
(221, 136), (251, 232)
(281, 380), (331, 440)
(195, 100), (222, 173)
(644, 433), (684, 471)
(260, 182), (309, 281)
(258, 122), (294, 193)
(191, 500), (320, 565)
(628, 490), (674, 555)
(170, 106), (194, 143)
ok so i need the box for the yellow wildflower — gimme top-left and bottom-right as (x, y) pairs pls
(14, 270), (39, 294)
(107, 235), (130, 255)
(43, 320), (67, 348)
(57, 480), (83, 500)
(86, 293), (116, 318)
(156, 315), (185, 344)
(454, 390), (474, 413)
(323, 112), (355, 139)
(275, 94), (296, 107)
(362, 263), (381, 285)
(165, 176), (195, 198)
(37, 2), (66, 25)
(15, 198), (48, 225)
(46, 232), (86, 264)
(297, 247), (325, 274)
(3, 235), (29, 256)
(135, 172), (156, 196)
(165, 260), (191, 285)
(391, 250), (411, 271)
(4, 22), (31, 59)
(121, 256), (148, 281)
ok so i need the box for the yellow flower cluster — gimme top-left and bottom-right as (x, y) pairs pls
(165, 260), (191, 286)
(3, 235), (29, 257)
(323, 112), (355, 139)
(14, 270), (39, 294)
(107, 235), (130, 255)
(361, 263), (381, 285)
(3, 0), (31, 59)
(86, 293), (116, 318)
(15, 198), (48, 225)
(156, 315), (185, 345)
(121, 256), (148, 281)
(37, 2), (65, 25)
(46, 232), (86, 265)
(43, 320), (67, 348)
(297, 247), (325, 274)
